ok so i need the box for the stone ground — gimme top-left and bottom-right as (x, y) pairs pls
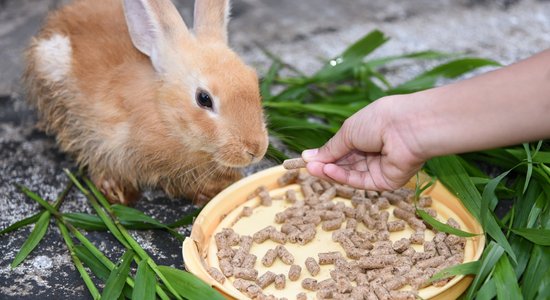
(1, 0), (549, 299)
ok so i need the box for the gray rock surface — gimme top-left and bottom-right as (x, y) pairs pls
(1, 0), (549, 298)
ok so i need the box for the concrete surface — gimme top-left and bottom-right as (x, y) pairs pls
(1, 0), (549, 298)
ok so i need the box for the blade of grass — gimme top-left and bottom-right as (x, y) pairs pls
(167, 209), (201, 228)
(523, 143), (534, 194)
(80, 175), (183, 300)
(494, 254), (523, 300)
(521, 244), (550, 300)
(0, 212), (42, 235)
(426, 155), (517, 263)
(466, 241), (505, 299)
(429, 261), (480, 282)
(57, 220), (101, 300)
(10, 211), (51, 269)
(74, 244), (111, 280)
(511, 228), (550, 246)
(64, 213), (108, 231)
(133, 258), (156, 300)
(157, 266), (225, 300)
(476, 279), (497, 300)
(101, 250), (135, 300)
(537, 268), (550, 300)
(112, 205), (185, 241)
(260, 61), (281, 99)
(416, 209), (478, 237)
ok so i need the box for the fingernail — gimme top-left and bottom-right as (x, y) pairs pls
(302, 149), (318, 160)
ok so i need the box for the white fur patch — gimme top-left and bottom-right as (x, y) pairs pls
(35, 34), (72, 82)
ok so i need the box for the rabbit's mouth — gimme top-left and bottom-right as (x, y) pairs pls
(212, 144), (266, 168)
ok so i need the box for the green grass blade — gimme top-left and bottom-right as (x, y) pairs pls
(0, 212), (42, 235)
(426, 155), (517, 263)
(476, 279), (497, 300)
(64, 213), (108, 231)
(74, 244), (111, 280)
(157, 266), (225, 300)
(101, 250), (135, 300)
(494, 254), (523, 300)
(480, 169), (512, 229)
(133, 258), (156, 300)
(429, 261), (480, 282)
(466, 242), (505, 299)
(537, 268), (550, 300)
(17, 185), (58, 215)
(521, 244), (550, 300)
(260, 61), (281, 99)
(365, 50), (455, 69)
(112, 205), (185, 242)
(523, 143), (533, 194)
(416, 209), (478, 237)
(511, 228), (550, 246)
(11, 211), (51, 269)
(167, 209), (201, 228)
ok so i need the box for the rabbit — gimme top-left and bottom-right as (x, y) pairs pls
(23, 0), (269, 206)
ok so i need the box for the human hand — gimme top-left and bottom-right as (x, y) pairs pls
(302, 96), (426, 191)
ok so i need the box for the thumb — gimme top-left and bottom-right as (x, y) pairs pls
(302, 125), (353, 163)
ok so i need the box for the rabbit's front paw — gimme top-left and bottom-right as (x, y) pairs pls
(94, 176), (141, 206)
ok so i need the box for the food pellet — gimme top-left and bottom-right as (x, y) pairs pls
(311, 181), (324, 194)
(259, 190), (272, 206)
(253, 226), (275, 243)
(278, 169), (300, 186)
(242, 254), (257, 269)
(384, 275), (408, 290)
(318, 251), (341, 265)
(301, 278), (318, 291)
(387, 220), (406, 232)
(296, 292), (307, 300)
(297, 228), (316, 245)
(372, 283), (391, 300)
(207, 266), (225, 284)
(335, 184), (355, 198)
(393, 238), (411, 253)
(270, 230), (287, 244)
(416, 255), (445, 269)
(283, 158), (307, 169)
(322, 218), (344, 231)
(390, 291), (417, 300)
(233, 267), (258, 280)
(240, 206), (253, 217)
(219, 258), (233, 277)
(319, 186), (337, 202)
(377, 197), (390, 209)
(257, 271), (277, 289)
(247, 185), (268, 200)
(245, 284), (262, 298)
(216, 247), (235, 259)
(410, 230), (425, 245)
(274, 274), (286, 289)
(317, 288), (334, 299)
(285, 189), (297, 203)
(418, 195), (432, 207)
(288, 264), (301, 281)
(305, 257), (321, 276)
(276, 245), (295, 265)
(262, 248), (278, 267)
(233, 278), (253, 292)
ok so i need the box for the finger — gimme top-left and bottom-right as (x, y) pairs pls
(322, 163), (380, 190)
(305, 161), (335, 182)
(302, 125), (353, 163)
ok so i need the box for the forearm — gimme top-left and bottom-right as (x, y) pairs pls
(397, 49), (550, 160)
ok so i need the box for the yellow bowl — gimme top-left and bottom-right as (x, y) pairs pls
(183, 165), (485, 299)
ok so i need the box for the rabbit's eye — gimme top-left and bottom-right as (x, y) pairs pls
(196, 89), (213, 110)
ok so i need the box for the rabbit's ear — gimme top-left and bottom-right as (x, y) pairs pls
(123, 0), (191, 73)
(193, 0), (230, 43)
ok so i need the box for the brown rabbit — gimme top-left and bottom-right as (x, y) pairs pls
(23, 0), (268, 205)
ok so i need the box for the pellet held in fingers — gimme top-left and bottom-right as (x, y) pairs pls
(305, 257), (321, 276)
(283, 158), (307, 169)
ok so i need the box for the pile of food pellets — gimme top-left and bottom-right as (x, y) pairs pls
(207, 160), (466, 300)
